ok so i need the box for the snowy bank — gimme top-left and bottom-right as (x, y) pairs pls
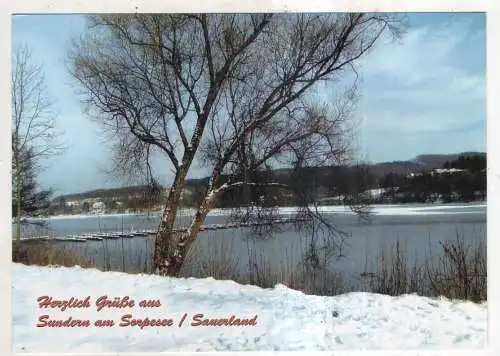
(271, 203), (486, 216)
(23, 203), (487, 222)
(12, 263), (486, 352)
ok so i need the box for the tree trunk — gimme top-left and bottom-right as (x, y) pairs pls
(15, 162), (22, 242)
(162, 186), (218, 277)
(153, 166), (189, 276)
(158, 165), (223, 277)
(154, 110), (219, 277)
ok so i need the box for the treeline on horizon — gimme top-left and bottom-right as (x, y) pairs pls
(47, 153), (486, 215)
(212, 153), (487, 208)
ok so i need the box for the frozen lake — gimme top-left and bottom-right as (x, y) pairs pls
(18, 203), (486, 288)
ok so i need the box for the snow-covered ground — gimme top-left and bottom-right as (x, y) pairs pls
(12, 263), (487, 352)
(24, 203), (487, 222)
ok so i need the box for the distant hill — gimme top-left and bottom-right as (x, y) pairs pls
(55, 185), (163, 202)
(368, 152), (485, 177)
(411, 152), (485, 168)
(185, 177), (210, 187)
(58, 151), (485, 199)
(271, 152), (486, 180)
(368, 161), (423, 177)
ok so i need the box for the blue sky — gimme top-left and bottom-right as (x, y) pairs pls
(11, 13), (486, 195)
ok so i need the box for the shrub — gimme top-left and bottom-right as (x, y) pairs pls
(12, 241), (95, 268)
(426, 233), (487, 302)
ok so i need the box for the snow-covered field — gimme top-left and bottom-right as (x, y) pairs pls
(25, 203), (487, 222)
(12, 263), (487, 352)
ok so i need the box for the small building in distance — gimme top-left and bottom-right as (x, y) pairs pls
(92, 201), (106, 215)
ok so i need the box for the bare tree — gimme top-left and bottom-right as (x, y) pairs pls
(68, 13), (404, 276)
(11, 44), (64, 241)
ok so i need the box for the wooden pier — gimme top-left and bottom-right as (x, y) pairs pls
(20, 217), (305, 243)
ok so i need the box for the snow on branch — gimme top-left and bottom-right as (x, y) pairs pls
(210, 181), (292, 196)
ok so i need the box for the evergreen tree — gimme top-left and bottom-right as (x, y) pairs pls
(11, 146), (53, 223)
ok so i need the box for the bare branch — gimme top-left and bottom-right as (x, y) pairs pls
(67, 13), (404, 276)
(11, 44), (63, 240)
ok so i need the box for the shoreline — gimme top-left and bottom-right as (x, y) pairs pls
(19, 202), (487, 222)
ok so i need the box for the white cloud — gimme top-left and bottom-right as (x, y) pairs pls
(357, 15), (485, 145)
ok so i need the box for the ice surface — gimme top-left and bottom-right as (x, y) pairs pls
(23, 203), (487, 222)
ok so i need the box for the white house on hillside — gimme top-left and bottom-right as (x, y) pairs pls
(92, 201), (106, 214)
(65, 200), (82, 207)
(432, 168), (464, 175)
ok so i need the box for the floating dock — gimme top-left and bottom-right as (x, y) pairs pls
(20, 217), (306, 242)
